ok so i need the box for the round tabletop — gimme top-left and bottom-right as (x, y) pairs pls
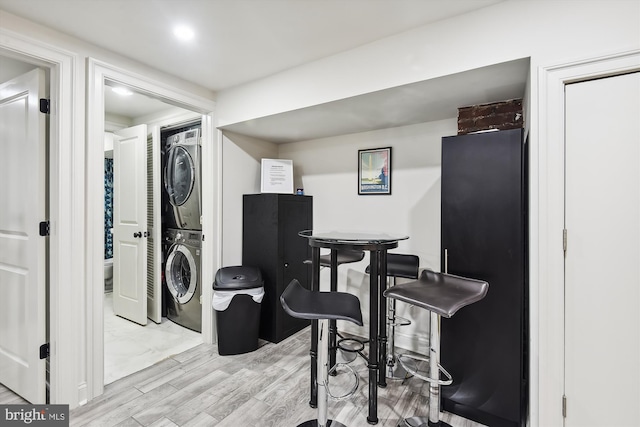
(299, 230), (409, 251)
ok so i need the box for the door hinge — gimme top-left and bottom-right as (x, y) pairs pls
(562, 395), (567, 418)
(39, 98), (50, 114)
(39, 221), (50, 236)
(39, 343), (49, 360)
(563, 229), (568, 254)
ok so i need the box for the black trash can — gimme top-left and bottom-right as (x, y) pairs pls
(213, 266), (264, 356)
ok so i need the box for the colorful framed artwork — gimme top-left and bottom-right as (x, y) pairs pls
(358, 147), (391, 195)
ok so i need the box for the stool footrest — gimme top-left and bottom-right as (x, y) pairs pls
(325, 362), (359, 401)
(397, 354), (453, 386)
(336, 337), (366, 364)
(385, 352), (415, 381)
(336, 337), (365, 353)
(389, 315), (411, 327)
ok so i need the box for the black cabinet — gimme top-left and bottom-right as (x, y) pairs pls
(242, 194), (313, 343)
(440, 129), (528, 427)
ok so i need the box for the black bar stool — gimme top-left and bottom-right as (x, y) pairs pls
(305, 249), (365, 370)
(383, 270), (488, 427)
(366, 253), (419, 380)
(281, 279), (363, 427)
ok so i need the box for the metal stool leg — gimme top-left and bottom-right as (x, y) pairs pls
(396, 311), (452, 427)
(427, 311), (451, 427)
(386, 277), (414, 380)
(298, 319), (347, 427)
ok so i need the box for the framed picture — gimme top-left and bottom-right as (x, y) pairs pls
(358, 147), (391, 195)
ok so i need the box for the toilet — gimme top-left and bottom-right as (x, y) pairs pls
(104, 258), (113, 292)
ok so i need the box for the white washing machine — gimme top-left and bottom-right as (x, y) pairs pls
(164, 228), (202, 332)
(164, 128), (201, 230)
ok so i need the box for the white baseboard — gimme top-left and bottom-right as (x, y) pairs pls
(77, 382), (88, 406)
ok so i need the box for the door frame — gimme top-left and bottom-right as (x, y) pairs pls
(537, 49), (640, 426)
(86, 58), (219, 400)
(0, 29), (81, 405)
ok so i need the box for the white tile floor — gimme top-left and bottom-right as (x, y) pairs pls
(103, 292), (202, 385)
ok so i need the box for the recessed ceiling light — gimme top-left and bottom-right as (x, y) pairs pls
(111, 87), (133, 96)
(173, 25), (195, 41)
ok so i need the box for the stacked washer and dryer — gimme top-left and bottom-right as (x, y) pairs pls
(163, 127), (203, 332)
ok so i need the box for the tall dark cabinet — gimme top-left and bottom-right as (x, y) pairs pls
(440, 128), (528, 427)
(242, 194), (313, 343)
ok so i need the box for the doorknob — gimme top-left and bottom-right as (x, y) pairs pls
(133, 231), (142, 238)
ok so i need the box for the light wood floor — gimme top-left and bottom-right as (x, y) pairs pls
(0, 382), (28, 405)
(2, 327), (485, 427)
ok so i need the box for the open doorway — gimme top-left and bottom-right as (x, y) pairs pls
(102, 86), (204, 384)
(86, 58), (218, 401)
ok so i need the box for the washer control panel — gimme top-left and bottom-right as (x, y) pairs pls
(164, 229), (202, 247)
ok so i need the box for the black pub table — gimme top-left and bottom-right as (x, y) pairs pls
(299, 230), (409, 425)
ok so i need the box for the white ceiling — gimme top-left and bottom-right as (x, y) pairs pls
(0, 0), (504, 93)
(103, 81), (178, 120)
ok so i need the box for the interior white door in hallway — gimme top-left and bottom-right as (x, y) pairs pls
(113, 124), (148, 326)
(0, 68), (47, 403)
(565, 72), (640, 426)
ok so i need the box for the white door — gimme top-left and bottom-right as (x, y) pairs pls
(0, 68), (47, 403)
(565, 72), (640, 426)
(113, 124), (148, 325)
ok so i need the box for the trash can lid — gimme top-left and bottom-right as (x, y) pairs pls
(214, 266), (263, 290)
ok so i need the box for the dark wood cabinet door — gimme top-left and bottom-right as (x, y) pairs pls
(278, 196), (312, 339)
(441, 129), (527, 427)
(243, 194), (312, 343)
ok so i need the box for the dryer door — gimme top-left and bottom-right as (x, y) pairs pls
(165, 145), (195, 207)
(165, 244), (198, 304)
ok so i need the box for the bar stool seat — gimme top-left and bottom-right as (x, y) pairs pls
(305, 249), (366, 368)
(385, 270), (487, 318)
(281, 279), (363, 427)
(281, 279), (363, 325)
(384, 270), (488, 427)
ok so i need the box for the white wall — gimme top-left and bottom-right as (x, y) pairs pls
(221, 131), (277, 266)
(280, 119), (453, 268)
(279, 118), (457, 351)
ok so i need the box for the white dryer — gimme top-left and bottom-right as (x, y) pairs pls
(164, 128), (201, 230)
